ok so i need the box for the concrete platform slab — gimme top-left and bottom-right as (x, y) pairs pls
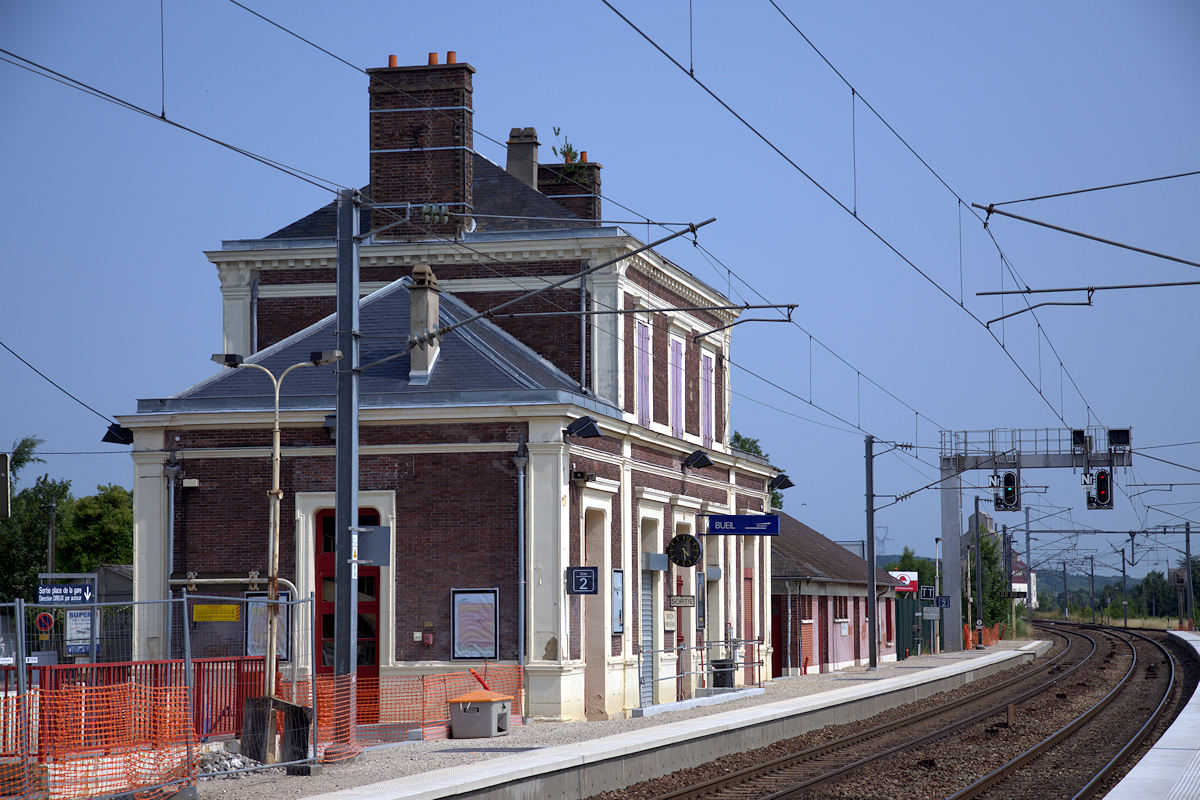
(1104, 631), (1200, 800)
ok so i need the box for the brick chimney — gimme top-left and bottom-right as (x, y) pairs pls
(505, 127), (539, 189)
(409, 264), (440, 384)
(367, 52), (474, 240)
(538, 158), (602, 222)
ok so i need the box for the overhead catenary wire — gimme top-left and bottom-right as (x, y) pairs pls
(602, 1), (1088, 433)
(0, 49), (345, 194)
(219, 0), (956, 471)
(764, 0), (1106, 431)
(0, 337), (115, 425)
(975, 204), (1200, 271)
(990, 169), (1200, 207)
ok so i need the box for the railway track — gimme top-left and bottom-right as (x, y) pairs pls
(615, 625), (1187, 800)
(635, 627), (1088, 800)
(944, 625), (1177, 800)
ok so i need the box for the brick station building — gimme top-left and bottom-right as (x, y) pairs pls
(121, 53), (779, 721)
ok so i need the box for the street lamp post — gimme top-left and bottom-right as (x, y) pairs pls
(212, 350), (341, 703)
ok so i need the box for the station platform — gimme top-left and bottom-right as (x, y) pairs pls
(291, 641), (1050, 800)
(1104, 630), (1200, 800)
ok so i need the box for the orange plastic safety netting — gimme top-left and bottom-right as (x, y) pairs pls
(0, 682), (196, 800)
(280, 664), (525, 760)
(962, 622), (1006, 647)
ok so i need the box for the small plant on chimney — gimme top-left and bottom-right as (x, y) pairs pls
(551, 126), (589, 183)
(551, 126), (578, 163)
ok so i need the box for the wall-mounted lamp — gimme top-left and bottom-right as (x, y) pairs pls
(563, 415), (603, 441)
(768, 474), (795, 491)
(682, 449), (714, 470)
(102, 423), (134, 445)
(324, 414), (337, 443)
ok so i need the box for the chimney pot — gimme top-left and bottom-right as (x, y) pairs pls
(428, 51), (438, 65)
(388, 54), (397, 68)
(580, 151), (588, 163)
(447, 51), (457, 64)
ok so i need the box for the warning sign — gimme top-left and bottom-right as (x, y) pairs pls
(193, 604), (240, 622)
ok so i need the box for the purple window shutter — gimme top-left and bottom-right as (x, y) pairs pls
(637, 321), (651, 426)
(701, 354), (714, 446)
(670, 339), (684, 437)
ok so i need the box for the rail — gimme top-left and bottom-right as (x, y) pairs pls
(648, 626), (1086, 799)
(946, 624), (1176, 800)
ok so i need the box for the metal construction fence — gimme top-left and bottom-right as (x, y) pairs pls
(0, 595), (525, 798)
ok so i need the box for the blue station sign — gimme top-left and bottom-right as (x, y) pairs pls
(706, 515), (780, 536)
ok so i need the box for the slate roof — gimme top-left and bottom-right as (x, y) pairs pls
(772, 510), (900, 587)
(139, 277), (615, 416)
(263, 154), (594, 240)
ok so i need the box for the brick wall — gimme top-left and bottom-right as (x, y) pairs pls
(367, 61), (474, 241)
(456, 288), (585, 380)
(257, 296), (336, 350)
(734, 471), (765, 490)
(537, 163), (601, 221)
(172, 419), (526, 663)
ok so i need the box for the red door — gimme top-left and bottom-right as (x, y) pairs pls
(743, 577), (755, 684)
(315, 508), (381, 724)
(770, 595), (783, 677)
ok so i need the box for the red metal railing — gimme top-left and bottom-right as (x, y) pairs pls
(192, 656), (265, 738)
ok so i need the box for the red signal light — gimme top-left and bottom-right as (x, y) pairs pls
(1094, 469), (1112, 509)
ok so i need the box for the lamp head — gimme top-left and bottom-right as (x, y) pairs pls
(102, 423), (134, 445)
(310, 350), (343, 366)
(563, 416), (603, 440)
(211, 353), (244, 367)
(682, 449), (714, 470)
(768, 474), (795, 491)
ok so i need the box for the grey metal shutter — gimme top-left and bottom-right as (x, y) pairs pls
(640, 571), (654, 706)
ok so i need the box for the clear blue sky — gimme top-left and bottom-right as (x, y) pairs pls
(2, 1), (1197, 579)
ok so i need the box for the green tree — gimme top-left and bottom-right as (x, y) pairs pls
(962, 523), (1007, 626)
(0, 474), (73, 601)
(59, 484), (133, 572)
(886, 546), (934, 592)
(731, 431), (784, 509)
(1137, 568), (1176, 618)
(9, 435), (46, 486)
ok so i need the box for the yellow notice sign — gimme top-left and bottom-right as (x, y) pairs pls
(193, 604), (240, 622)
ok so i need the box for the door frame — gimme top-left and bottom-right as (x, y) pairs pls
(295, 491), (396, 673)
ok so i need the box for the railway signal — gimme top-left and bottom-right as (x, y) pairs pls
(992, 470), (1020, 511)
(1089, 469), (1114, 510)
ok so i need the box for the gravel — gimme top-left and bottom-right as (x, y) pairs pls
(195, 641), (1040, 800)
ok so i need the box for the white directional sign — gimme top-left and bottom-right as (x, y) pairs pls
(37, 584), (91, 604)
